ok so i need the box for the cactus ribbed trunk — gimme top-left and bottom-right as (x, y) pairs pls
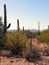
(4, 4), (7, 33)
(38, 22), (40, 34)
(48, 25), (49, 30)
(4, 4), (11, 34)
(23, 26), (24, 32)
(17, 19), (20, 31)
(38, 21), (40, 44)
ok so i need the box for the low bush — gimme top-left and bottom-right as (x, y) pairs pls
(0, 50), (12, 56)
(4, 31), (30, 55)
(44, 46), (49, 56)
(39, 30), (49, 43)
(26, 45), (42, 62)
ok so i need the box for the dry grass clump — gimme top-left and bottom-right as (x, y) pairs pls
(25, 45), (42, 62)
(0, 50), (12, 56)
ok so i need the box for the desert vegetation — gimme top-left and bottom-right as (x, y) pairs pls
(0, 4), (49, 65)
(39, 30), (49, 43)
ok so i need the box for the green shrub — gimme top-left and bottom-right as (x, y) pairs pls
(4, 31), (30, 55)
(39, 30), (49, 43)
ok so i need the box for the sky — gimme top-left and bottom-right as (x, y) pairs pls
(0, 0), (49, 30)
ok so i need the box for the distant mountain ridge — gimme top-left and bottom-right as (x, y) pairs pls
(30, 29), (43, 32)
(7, 29), (43, 32)
(30, 29), (38, 32)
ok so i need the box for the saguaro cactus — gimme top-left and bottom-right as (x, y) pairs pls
(4, 4), (11, 34)
(38, 21), (40, 35)
(38, 21), (40, 44)
(48, 25), (49, 30)
(23, 26), (24, 32)
(0, 4), (11, 49)
(17, 19), (20, 31)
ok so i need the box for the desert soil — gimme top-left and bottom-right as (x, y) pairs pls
(0, 56), (35, 65)
(0, 39), (49, 65)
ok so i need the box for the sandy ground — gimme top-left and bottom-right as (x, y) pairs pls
(0, 39), (49, 65)
(0, 56), (35, 65)
(0, 56), (49, 65)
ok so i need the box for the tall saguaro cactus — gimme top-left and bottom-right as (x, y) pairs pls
(0, 4), (11, 49)
(38, 21), (40, 35)
(23, 26), (24, 32)
(48, 25), (49, 30)
(17, 19), (20, 31)
(38, 21), (40, 44)
(4, 4), (11, 34)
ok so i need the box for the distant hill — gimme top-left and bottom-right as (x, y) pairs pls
(30, 29), (43, 32)
(30, 29), (38, 32)
(7, 29), (43, 33)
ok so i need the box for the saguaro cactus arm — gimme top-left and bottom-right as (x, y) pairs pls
(6, 23), (11, 29)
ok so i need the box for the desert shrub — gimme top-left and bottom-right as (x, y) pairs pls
(4, 32), (14, 49)
(39, 43), (48, 55)
(0, 49), (11, 56)
(32, 46), (42, 60)
(24, 30), (37, 38)
(24, 30), (32, 38)
(26, 45), (42, 62)
(39, 30), (49, 43)
(44, 46), (49, 56)
(4, 31), (30, 55)
(32, 32), (37, 38)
